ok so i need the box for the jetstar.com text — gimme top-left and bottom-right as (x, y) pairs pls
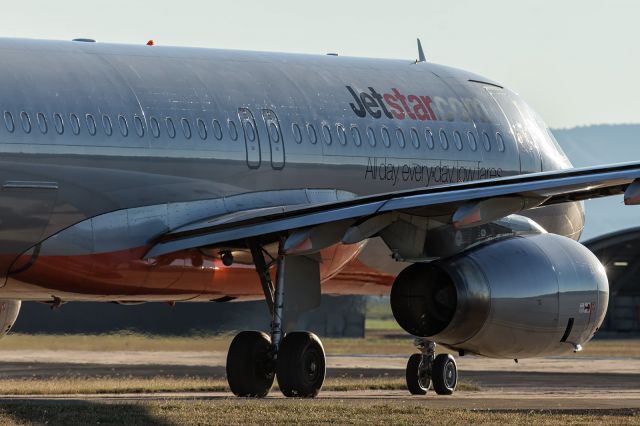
(347, 86), (491, 124)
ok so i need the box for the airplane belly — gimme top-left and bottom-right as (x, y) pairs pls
(4, 247), (206, 301)
(2, 242), (370, 302)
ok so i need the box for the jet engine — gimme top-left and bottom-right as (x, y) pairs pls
(390, 234), (608, 358)
(0, 300), (20, 337)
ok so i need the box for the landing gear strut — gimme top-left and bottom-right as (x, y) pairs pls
(226, 238), (326, 398)
(406, 339), (457, 396)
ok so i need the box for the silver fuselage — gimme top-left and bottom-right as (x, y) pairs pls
(0, 38), (582, 292)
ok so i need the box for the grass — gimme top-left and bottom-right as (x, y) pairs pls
(365, 297), (394, 319)
(365, 318), (402, 331)
(0, 401), (636, 426)
(0, 376), (480, 395)
(572, 339), (640, 358)
(1, 333), (639, 357)
(0, 376), (228, 395)
(0, 332), (236, 352)
(0, 332), (423, 355)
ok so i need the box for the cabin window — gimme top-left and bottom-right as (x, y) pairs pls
(20, 112), (31, 134)
(228, 119), (238, 141)
(181, 118), (192, 139)
(396, 128), (406, 148)
(3, 112), (14, 133)
(453, 130), (463, 151)
(69, 113), (80, 135)
(212, 119), (223, 140)
(197, 118), (207, 140)
(322, 123), (332, 145)
(269, 123), (280, 142)
(467, 131), (477, 151)
(482, 131), (491, 151)
(366, 126), (377, 147)
(166, 117), (176, 138)
(307, 123), (317, 144)
(86, 114), (96, 136)
(292, 122), (303, 143)
(134, 115), (145, 137)
(150, 117), (160, 138)
(102, 115), (113, 136)
(496, 132), (505, 152)
(410, 128), (420, 149)
(245, 120), (256, 142)
(439, 129), (449, 150)
(118, 115), (128, 137)
(54, 113), (64, 135)
(351, 125), (362, 147)
(37, 112), (48, 134)
(381, 126), (391, 148)
(425, 128), (434, 149)
(336, 124), (347, 145)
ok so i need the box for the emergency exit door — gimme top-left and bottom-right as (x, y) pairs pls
(262, 109), (285, 170)
(238, 108), (261, 169)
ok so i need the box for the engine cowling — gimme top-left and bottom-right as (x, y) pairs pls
(390, 233), (608, 358)
(0, 300), (20, 337)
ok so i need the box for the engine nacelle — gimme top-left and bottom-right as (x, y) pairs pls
(0, 300), (20, 337)
(390, 234), (608, 358)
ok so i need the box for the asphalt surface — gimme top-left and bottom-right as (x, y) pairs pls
(0, 351), (638, 409)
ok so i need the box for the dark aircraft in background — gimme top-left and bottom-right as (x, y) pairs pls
(0, 37), (638, 398)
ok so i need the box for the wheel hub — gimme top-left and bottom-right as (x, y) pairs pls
(444, 362), (457, 387)
(303, 350), (321, 381)
(418, 362), (430, 388)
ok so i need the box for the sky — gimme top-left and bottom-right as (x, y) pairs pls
(1, 0), (638, 129)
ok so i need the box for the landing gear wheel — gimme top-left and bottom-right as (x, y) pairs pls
(276, 331), (326, 398)
(432, 353), (457, 395)
(226, 331), (275, 397)
(406, 353), (429, 395)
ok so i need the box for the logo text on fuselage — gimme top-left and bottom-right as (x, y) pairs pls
(346, 86), (490, 124)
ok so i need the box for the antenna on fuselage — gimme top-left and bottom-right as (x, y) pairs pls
(416, 38), (426, 63)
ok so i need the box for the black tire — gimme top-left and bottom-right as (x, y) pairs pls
(406, 353), (429, 395)
(226, 331), (275, 397)
(276, 331), (326, 398)
(432, 353), (457, 395)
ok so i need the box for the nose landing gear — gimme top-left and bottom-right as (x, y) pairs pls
(432, 352), (457, 395)
(406, 339), (458, 396)
(406, 353), (429, 395)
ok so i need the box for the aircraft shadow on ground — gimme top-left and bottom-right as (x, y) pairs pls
(0, 400), (172, 426)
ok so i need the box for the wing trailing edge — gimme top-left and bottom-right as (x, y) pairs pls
(144, 162), (640, 259)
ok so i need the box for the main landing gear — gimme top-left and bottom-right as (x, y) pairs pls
(406, 338), (457, 396)
(226, 238), (326, 398)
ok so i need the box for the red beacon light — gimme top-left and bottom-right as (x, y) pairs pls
(146, 40), (155, 46)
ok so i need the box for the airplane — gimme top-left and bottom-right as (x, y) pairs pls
(0, 36), (638, 398)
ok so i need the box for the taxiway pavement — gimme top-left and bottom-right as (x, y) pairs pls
(0, 350), (637, 409)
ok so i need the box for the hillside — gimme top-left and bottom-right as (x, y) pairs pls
(551, 124), (640, 240)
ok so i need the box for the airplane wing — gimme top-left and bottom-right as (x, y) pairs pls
(145, 162), (640, 259)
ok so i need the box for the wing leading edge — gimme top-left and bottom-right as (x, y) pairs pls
(144, 162), (640, 259)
